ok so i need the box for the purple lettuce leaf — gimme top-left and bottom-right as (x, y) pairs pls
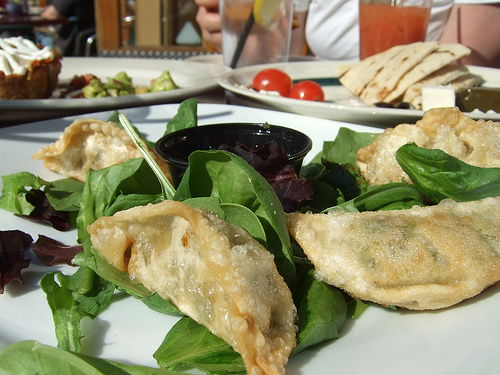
(17, 190), (71, 231)
(33, 235), (83, 266)
(0, 230), (33, 293)
(220, 141), (312, 212)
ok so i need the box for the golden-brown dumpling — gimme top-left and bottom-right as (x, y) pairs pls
(356, 108), (500, 185)
(87, 200), (297, 375)
(32, 118), (171, 182)
(287, 196), (500, 310)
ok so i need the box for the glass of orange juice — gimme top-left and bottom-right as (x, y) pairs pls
(359, 0), (432, 59)
(220, 0), (293, 68)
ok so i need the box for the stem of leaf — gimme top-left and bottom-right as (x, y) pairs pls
(118, 113), (176, 200)
(77, 266), (95, 295)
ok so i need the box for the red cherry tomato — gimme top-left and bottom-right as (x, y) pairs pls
(252, 68), (293, 97)
(289, 80), (325, 102)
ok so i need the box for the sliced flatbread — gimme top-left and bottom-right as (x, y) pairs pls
(402, 64), (471, 105)
(360, 41), (439, 103)
(408, 71), (484, 109)
(449, 72), (485, 91)
(384, 43), (471, 103)
(337, 42), (483, 108)
(337, 44), (408, 97)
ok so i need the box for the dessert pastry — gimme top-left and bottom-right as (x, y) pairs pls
(0, 36), (62, 99)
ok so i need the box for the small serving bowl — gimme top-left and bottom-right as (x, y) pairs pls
(155, 123), (313, 187)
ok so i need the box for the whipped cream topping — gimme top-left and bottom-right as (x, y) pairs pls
(0, 36), (55, 76)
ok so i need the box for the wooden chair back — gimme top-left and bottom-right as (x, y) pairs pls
(94, 0), (206, 55)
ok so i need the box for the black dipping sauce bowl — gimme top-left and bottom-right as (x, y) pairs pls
(155, 123), (313, 187)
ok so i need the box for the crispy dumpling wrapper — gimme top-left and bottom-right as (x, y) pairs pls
(87, 200), (297, 375)
(356, 107), (500, 185)
(32, 118), (171, 182)
(287, 196), (500, 310)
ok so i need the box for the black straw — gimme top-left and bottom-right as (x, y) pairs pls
(230, 10), (255, 68)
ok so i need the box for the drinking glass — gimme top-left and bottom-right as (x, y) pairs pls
(220, 0), (293, 68)
(359, 0), (432, 59)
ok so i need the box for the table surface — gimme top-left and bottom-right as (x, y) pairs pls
(0, 12), (68, 27)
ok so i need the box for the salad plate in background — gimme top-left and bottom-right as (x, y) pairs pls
(0, 57), (226, 126)
(218, 60), (500, 127)
(1, 103), (500, 374)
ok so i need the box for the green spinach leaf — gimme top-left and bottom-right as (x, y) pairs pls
(396, 143), (500, 203)
(165, 98), (198, 134)
(174, 150), (295, 285)
(45, 178), (84, 211)
(40, 267), (114, 352)
(322, 127), (378, 166)
(154, 317), (246, 375)
(0, 340), (178, 375)
(292, 268), (347, 355)
(340, 182), (425, 212)
(74, 157), (175, 305)
(0, 172), (46, 215)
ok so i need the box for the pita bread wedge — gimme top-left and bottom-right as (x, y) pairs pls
(359, 41), (438, 104)
(408, 71), (484, 109)
(402, 64), (471, 106)
(287, 196), (500, 310)
(450, 72), (485, 91)
(337, 44), (407, 97)
(384, 43), (471, 103)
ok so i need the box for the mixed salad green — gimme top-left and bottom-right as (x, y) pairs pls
(0, 98), (499, 374)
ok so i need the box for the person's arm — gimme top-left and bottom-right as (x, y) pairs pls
(439, 3), (500, 68)
(195, 0), (308, 55)
(290, 10), (307, 56)
(195, 0), (222, 52)
(40, 4), (61, 20)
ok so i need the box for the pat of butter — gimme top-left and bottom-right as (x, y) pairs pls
(422, 85), (456, 111)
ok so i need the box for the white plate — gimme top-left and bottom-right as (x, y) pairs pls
(218, 60), (500, 127)
(1, 103), (500, 375)
(0, 57), (227, 126)
(187, 53), (224, 65)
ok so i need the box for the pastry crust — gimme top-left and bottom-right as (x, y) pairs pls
(0, 37), (62, 99)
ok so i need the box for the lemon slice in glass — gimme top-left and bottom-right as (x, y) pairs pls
(253, 0), (283, 27)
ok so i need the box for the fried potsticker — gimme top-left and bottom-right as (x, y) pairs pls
(356, 107), (500, 185)
(287, 196), (500, 310)
(32, 118), (171, 182)
(88, 200), (297, 375)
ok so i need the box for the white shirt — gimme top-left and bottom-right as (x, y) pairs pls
(294, 0), (454, 60)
